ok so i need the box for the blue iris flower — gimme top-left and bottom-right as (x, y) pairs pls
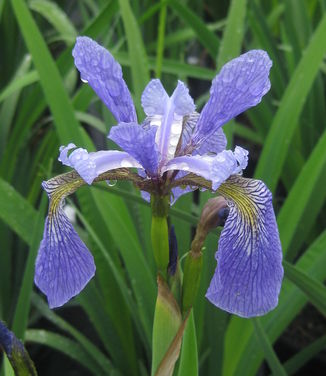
(35, 37), (283, 317)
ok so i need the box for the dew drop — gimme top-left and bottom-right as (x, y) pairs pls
(81, 78), (88, 83)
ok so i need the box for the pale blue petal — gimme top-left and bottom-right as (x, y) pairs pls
(163, 146), (248, 190)
(59, 145), (141, 184)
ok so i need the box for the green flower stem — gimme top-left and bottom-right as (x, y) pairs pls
(151, 195), (170, 277)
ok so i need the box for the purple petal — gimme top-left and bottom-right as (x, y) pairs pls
(109, 123), (159, 174)
(192, 50), (272, 146)
(59, 145), (141, 184)
(72, 36), (136, 123)
(206, 177), (283, 317)
(35, 179), (96, 308)
(163, 146), (248, 190)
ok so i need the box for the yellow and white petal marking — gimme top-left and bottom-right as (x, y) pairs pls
(218, 175), (270, 255)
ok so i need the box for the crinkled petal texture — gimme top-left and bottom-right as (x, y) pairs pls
(206, 176), (283, 317)
(163, 146), (248, 190)
(73, 36), (136, 123)
(192, 50), (272, 146)
(109, 122), (159, 175)
(35, 178), (95, 308)
(59, 144), (141, 184)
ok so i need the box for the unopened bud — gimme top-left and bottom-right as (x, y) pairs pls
(199, 196), (229, 233)
(191, 196), (229, 254)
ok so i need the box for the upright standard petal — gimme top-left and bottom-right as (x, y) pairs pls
(59, 145), (141, 184)
(192, 50), (272, 146)
(163, 146), (248, 190)
(206, 176), (283, 317)
(35, 173), (95, 308)
(109, 122), (159, 174)
(142, 80), (195, 164)
(72, 36), (137, 123)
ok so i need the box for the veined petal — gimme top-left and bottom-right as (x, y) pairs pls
(206, 176), (283, 317)
(35, 172), (95, 308)
(59, 145), (141, 184)
(182, 112), (227, 155)
(192, 50), (272, 146)
(72, 36), (136, 123)
(109, 122), (159, 174)
(163, 146), (248, 190)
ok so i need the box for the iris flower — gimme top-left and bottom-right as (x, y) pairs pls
(35, 36), (283, 317)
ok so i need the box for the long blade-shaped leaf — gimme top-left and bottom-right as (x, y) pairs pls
(252, 318), (287, 376)
(254, 13), (326, 193)
(284, 261), (326, 317)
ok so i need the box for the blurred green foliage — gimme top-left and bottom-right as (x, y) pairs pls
(1, 0), (326, 374)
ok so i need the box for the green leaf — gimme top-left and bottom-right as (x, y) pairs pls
(32, 294), (113, 374)
(216, 0), (247, 69)
(118, 0), (149, 111)
(0, 178), (37, 245)
(283, 334), (326, 375)
(29, 0), (77, 44)
(155, 1), (167, 78)
(216, 0), (247, 145)
(284, 260), (326, 317)
(25, 330), (106, 375)
(177, 311), (198, 376)
(12, 194), (47, 339)
(254, 13), (326, 192)
(252, 318), (287, 376)
(10, 0), (86, 145)
(169, 0), (219, 59)
(277, 128), (326, 260)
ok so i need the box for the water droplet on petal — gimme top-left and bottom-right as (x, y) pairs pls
(81, 78), (88, 83)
